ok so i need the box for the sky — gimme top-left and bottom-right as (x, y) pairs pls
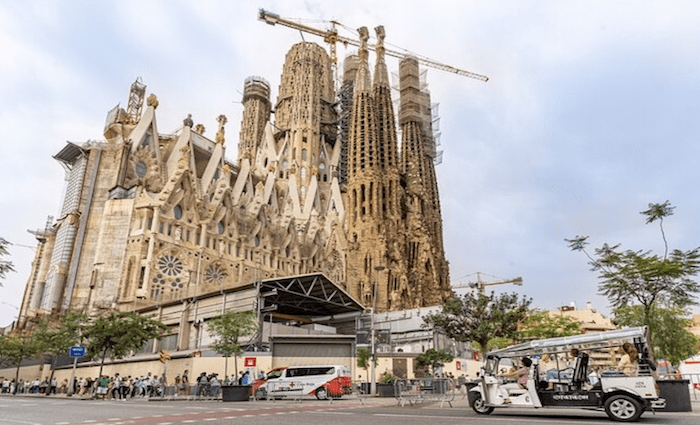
(1, 0), (700, 328)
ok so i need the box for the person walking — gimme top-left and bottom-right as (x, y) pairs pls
(180, 370), (189, 396)
(112, 374), (123, 400)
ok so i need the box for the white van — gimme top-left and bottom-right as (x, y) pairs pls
(253, 365), (352, 400)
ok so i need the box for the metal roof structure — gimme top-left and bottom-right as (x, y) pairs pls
(487, 327), (648, 359)
(258, 273), (365, 318)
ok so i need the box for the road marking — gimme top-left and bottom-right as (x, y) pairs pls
(2, 419), (42, 425)
(373, 413), (603, 424)
(312, 411), (353, 414)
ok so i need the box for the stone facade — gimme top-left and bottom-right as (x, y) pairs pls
(17, 34), (452, 332)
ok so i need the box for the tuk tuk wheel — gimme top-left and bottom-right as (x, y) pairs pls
(604, 394), (643, 422)
(254, 388), (267, 400)
(471, 393), (494, 415)
(315, 387), (329, 400)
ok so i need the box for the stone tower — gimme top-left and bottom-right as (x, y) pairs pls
(398, 57), (452, 306)
(238, 76), (271, 161)
(274, 42), (338, 191)
(346, 27), (387, 308)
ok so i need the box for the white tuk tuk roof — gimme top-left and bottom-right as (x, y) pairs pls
(487, 326), (648, 359)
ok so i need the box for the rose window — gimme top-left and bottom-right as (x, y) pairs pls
(205, 264), (227, 286)
(158, 255), (183, 276)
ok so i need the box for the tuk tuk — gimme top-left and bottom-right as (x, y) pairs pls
(470, 326), (665, 422)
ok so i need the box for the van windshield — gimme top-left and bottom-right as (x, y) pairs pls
(267, 369), (284, 380)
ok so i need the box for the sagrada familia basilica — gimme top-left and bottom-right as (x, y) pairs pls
(16, 24), (453, 334)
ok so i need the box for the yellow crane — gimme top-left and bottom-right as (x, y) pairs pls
(258, 9), (489, 82)
(452, 272), (523, 296)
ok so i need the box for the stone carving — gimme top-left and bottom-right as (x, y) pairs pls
(183, 114), (193, 128)
(147, 93), (159, 108)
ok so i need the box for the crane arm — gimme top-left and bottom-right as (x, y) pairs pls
(258, 9), (488, 82)
(259, 9), (360, 48)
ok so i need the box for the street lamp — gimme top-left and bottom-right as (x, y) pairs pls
(370, 265), (385, 396)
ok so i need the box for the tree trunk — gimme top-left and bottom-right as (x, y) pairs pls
(98, 349), (107, 379)
(46, 355), (57, 396)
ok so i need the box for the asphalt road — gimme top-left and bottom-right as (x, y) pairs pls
(2, 394), (700, 425)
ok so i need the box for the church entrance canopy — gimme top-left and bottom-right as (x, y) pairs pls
(256, 273), (365, 319)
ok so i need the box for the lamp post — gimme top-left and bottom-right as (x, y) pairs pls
(370, 265), (385, 396)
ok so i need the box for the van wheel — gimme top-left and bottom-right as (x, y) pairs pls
(472, 393), (494, 415)
(604, 395), (643, 422)
(254, 388), (267, 400)
(315, 387), (329, 400)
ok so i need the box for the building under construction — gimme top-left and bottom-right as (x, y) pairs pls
(15, 17), (460, 357)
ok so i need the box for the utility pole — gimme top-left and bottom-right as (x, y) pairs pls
(370, 265), (385, 396)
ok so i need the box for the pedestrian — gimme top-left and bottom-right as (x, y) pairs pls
(112, 374), (123, 400)
(49, 377), (57, 395)
(97, 375), (110, 399)
(180, 370), (189, 396)
(241, 371), (250, 386)
(196, 372), (209, 396)
(210, 373), (221, 397)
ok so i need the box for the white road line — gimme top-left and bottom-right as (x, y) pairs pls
(373, 413), (600, 424)
(1, 419), (42, 425)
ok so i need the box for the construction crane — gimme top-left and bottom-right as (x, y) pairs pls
(452, 272), (523, 296)
(258, 9), (489, 82)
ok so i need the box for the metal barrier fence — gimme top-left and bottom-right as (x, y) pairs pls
(394, 378), (455, 407)
(679, 372), (700, 401)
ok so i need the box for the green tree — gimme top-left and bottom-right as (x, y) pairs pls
(0, 331), (41, 389)
(356, 346), (376, 378)
(82, 311), (167, 378)
(567, 201), (700, 348)
(0, 237), (16, 286)
(521, 311), (581, 340)
(614, 305), (699, 366)
(33, 313), (84, 393)
(423, 292), (532, 360)
(207, 309), (257, 382)
(415, 348), (454, 375)
(471, 336), (512, 355)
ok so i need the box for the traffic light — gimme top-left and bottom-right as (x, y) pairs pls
(159, 349), (171, 363)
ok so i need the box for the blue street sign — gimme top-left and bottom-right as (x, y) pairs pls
(69, 346), (86, 358)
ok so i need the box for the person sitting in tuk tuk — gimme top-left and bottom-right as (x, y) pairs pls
(542, 349), (578, 388)
(618, 342), (639, 376)
(498, 357), (532, 398)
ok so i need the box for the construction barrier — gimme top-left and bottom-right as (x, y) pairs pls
(394, 378), (455, 407)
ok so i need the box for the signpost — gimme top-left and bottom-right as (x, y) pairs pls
(67, 346), (86, 396)
(70, 346), (86, 358)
